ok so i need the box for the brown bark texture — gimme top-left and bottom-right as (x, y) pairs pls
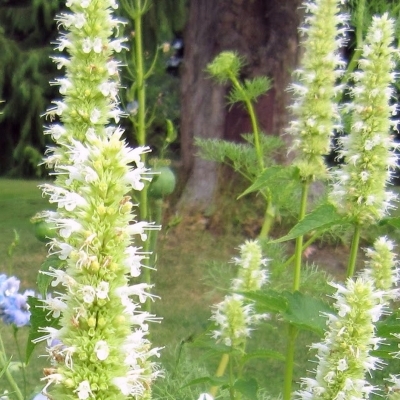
(179, 0), (302, 210)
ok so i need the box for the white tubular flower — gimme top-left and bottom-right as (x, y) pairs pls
(330, 14), (399, 224)
(287, 0), (347, 181)
(210, 295), (255, 349)
(210, 241), (269, 350)
(198, 394), (214, 400)
(37, 0), (161, 398)
(231, 240), (269, 291)
(363, 236), (399, 300)
(297, 248), (398, 400)
(386, 375), (400, 400)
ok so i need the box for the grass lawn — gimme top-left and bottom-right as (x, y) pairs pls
(1, 179), (400, 399)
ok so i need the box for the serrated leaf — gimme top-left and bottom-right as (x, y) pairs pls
(238, 166), (299, 198)
(234, 378), (258, 399)
(281, 291), (333, 335)
(373, 313), (400, 358)
(37, 255), (63, 298)
(272, 203), (344, 243)
(26, 297), (60, 364)
(238, 289), (288, 314)
(379, 216), (400, 229)
(242, 349), (285, 364)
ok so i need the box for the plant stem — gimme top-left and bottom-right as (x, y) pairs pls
(229, 74), (278, 239)
(209, 353), (230, 398)
(131, 0), (153, 311)
(293, 181), (309, 291)
(283, 180), (309, 400)
(339, 0), (364, 98)
(0, 331), (24, 400)
(282, 233), (319, 269)
(149, 198), (163, 266)
(283, 324), (298, 400)
(229, 75), (264, 171)
(12, 327), (26, 400)
(346, 223), (361, 278)
(259, 200), (274, 238)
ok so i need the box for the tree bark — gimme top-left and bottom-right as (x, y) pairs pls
(179, 0), (302, 210)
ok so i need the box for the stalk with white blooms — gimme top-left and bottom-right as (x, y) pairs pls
(35, 0), (161, 399)
(287, 0), (347, 182)
(207, 240), (269, 399)
(330, 13), (399, 278)
(330, 14), (399, 225)
(296, 236), (398, 400)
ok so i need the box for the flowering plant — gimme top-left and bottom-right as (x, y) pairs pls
(2, 0), (400, 399)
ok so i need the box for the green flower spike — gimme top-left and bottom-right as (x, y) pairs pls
(330, 14), (399, 224)
(287, 0), (347, 181)
(34, 0), (162, 399)
(297, 237), (398, 400)
(210, 240), (269, 351)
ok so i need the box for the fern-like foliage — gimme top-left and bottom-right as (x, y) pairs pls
(196, 134), (283, 180)
(228, 76), (271, 105)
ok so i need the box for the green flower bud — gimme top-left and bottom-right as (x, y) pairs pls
(207, 51), (244, 84)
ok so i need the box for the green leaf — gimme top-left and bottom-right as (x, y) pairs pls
(37, 255), (63, 298)
(228, 76), (271, 104)
(374, 313), (400, 358)
(0, 357), (11, 379)
(239, 289), (288, 314)
(26, 297), (60, 364)
(272, 203), (344, 243)
(281, 291), (333, 335)
(182, 375), (229, 388)
(238, 166), (298, 198)
(165, 119), (177, 144)
(379, 216), (400, 229)
(234, 378), (258, 399)
(242, 349), (285, 364)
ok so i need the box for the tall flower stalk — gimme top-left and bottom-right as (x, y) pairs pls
(35, 0), (161, 398)
(284, 0), (346, 398)
(330, 14), (398, 278)
(296, 236), (398, 400)
(207, 240), (269, 399)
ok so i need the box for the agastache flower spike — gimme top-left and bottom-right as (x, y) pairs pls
(210, 241), (269, 350)
(296, 237), (398, 400)
(330, 14), (399, 224)
(287, 0), (347, 181)
(37, 0), (161, 398)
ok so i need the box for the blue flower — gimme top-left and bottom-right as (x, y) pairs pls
(0, 275), (33, 327)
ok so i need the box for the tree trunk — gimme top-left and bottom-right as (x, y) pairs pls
(178, 0), (302, 210)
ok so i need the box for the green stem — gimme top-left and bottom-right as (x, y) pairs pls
(339, 0), (365, 98)
(12, 327), (26, 400)
(346, 223), (361, 278)
(209, 353), (230, 398)
(282, 233), (319, 269)
(283, 181), (309, 400)
(130, 0), (153, 311)
(134, 0), (146, 149)
(229, 75), (264, 171)
(149, 199), (163, 266)
(283, 325), (298, 400)
(229, 354), (236, 400)
(293, 181), (309, 291)
(0, 331), (24, 400)
(259, 199), (274, 238)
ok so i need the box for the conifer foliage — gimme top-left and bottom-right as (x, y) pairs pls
(0, 0), (64, 176)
